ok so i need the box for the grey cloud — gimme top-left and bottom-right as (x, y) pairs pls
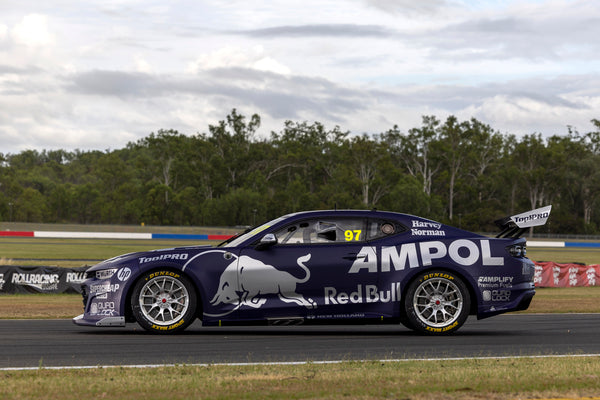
(362, 0), (449, 14)
(233, 24), (394, 38)
(200, 67), (369, 121)
(65, 68), (370, 122)
(67, 70), (167, 97)
(387, 74), (598, 113)
(0, 65), (42, 75)
(422, 8), (600, 61)
(63, 67), (599, 138)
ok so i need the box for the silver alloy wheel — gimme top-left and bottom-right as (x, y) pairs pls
(412, 277), (463, 328)
(138, 276), (190, 326)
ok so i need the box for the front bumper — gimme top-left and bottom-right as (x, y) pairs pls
(73, 313), (126, 327)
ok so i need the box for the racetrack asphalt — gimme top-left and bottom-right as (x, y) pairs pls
(1, 314), (599, 369)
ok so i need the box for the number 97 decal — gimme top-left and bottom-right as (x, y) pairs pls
(344, 230), (362, 241)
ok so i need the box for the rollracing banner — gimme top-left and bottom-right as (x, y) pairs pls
(534, 262), (599, 287)
(0, 266), (88, 294)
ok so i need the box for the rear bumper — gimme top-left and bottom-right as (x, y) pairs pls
(477, 284), (535, 320)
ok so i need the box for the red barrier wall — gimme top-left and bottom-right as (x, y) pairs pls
(534, 262), (599, 287)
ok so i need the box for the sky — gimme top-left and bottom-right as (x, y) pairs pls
(0, 0), (599, 154)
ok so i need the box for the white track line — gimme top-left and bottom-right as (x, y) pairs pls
(2, 353), (600, 371)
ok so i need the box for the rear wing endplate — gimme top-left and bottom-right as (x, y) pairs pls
(495, 205), (552, 238)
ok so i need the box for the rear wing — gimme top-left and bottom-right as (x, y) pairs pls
(495, 205), (552, 238)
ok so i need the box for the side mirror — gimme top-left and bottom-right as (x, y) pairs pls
(256, 233), (277, 250)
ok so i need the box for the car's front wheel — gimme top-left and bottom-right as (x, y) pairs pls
(131, 270), (197, 333)
(404, 270), (470, 335)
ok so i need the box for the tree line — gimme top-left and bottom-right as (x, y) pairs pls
(1, 109), (599, 234)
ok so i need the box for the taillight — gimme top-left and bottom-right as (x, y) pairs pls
(507, 244), (527, 257)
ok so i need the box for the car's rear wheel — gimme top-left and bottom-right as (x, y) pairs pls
(131, 270), (197, 333)
(404, 270), (470, 335)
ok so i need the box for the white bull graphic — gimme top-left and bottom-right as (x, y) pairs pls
(206, 254), (316, 317)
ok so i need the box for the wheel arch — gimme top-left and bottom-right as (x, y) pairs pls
(124, 265), (205, 323)
(400, 266), (478, 317)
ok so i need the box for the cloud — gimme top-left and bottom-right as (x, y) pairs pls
(421, 2), (600, 62)
(187, 45), (291, 75)
(11, 14), (54, 47)
(0, 64), (41, 75)
(362, 0), (450, 15)
(67, 70), (160, 97)
(236, 24), (394, 38)
(0, 23), (7, 41)
(64, 66), (368, 121)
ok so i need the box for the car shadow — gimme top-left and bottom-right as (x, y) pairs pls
(75, 323), (517, 337)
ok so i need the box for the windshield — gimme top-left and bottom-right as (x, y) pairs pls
(218, 215), (288, 248)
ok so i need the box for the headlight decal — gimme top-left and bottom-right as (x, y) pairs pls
(95, 268), (118, 280)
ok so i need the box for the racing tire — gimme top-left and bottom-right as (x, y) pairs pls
(131, 270), (197, 333)
(404, 270), (470, 335)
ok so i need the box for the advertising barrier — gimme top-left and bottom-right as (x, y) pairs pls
(0, 265), (88, 294)
(534, 262), (599, 287)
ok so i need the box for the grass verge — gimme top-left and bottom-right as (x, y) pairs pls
(3, 358), (600, 400)
(0, 294), (83, 319)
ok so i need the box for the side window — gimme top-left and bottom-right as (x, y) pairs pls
(274, 221), (311, 245)
(366, 219), (405, 241)
(274, 218), (366, 245)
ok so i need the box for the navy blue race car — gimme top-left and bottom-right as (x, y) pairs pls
(73, 206), (551, 335)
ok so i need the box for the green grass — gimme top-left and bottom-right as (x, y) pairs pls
(0, 221), (238, 234)
(527, 246), (600, 266)
(0, 238), (220, 267)
(3, 358), (600, 400)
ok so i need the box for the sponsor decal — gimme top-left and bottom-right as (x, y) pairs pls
(425, 320), (458, 333)
(89, 283), (120, 294)
(411, 228), (446, 236)
(96, 268), (117, 280)
(348, 239), (504, 274)
(151, 318), (185, 331)
(117, 267), (132, 282)
(11, 273), (60, 291)
(0, 273), (4, 290)
(315, 313), (365, 319)
(324, 282), (401, 305)
(423, 272), (454, 281)
(482, 289), (511, 302)
(149, 271), (179, 279)
(477, 276), (514, 289)
(569, 267), (578, 286)
(411, 220), (446, 236)
(511, 205), (551, 228)
(66, 271), (87, 283)
(206, 254), (316, 317)
(587, 267), (597, 286)
(553, 266), (561, 286)
(534, 264), (544, 285)
(139, 253), (189, 264)
(90, 301), (116, 316)
(412, 220), (442, 230)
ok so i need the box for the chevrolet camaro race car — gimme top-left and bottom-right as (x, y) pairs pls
(73, 206), (551, 335)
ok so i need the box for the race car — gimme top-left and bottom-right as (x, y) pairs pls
(73, 205), (551, 335)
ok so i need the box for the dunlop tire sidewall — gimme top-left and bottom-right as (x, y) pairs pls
(404, 270), (470, 335)
(131, 270), (197, 334)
